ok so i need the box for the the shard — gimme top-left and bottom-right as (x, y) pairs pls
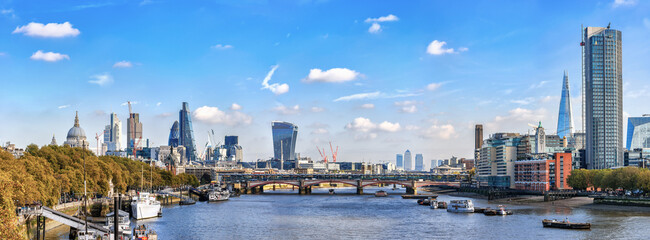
(557, 70), (574, 139)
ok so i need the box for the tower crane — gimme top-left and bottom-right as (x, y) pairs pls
(329, 141), (338, 163)
(316, 146), (328, 163)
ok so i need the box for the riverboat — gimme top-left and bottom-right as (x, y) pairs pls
(447, 200), (474, 213)
(375, 190), (388, 197)
(542, 219), (591, 229)
(484, 205), (513, 216)
(133, 224), (158, 240)
(208, 188), (230, 202)
(105, 210), (131, 237)
(131, 192), (162, 220)
(429, 199), (438, 209)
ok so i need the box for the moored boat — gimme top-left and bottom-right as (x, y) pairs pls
(447, 199), (474, 213)
(429, 199), (438, 209)
(131, 192), (162, 220)
(133, 224), (159, 240)
(375, 190), (388, 197)
(208, 188), (231, 202)
(437, 201), (447, 209)
(542, 219), (591, 229)
(105, 210), (131, 238)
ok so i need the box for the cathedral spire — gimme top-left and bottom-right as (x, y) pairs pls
(74, 111), (80, 127)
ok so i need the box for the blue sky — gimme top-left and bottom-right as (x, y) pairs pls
(1, 0), (649, 168)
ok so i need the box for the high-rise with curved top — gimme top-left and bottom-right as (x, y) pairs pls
(557, 71), (574, 139)
(271, 121), (298, 161)
(179, 102), (197, 162)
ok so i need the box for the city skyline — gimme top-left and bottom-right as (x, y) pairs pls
(1, 0), (650, 163)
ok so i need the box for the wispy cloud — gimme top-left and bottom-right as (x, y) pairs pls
(1, 9), (16, 18)
(360, 103), (375, 109)
(273, 104), (300, 115)
(334, 91), (421, 102)
(612, 0), (636, 8)
(261, 65), (289, 95)
(58, 105), (70, 109)
(30, 50), (69, 62)
(311, 106), (325, 112)
(511, 97), (535, 105)
(13, 22), (80, 38)
(365, 14), (399, 34)
(211, 44), (233, 50)
(113, 61), (133, 68)
(426, 40), (467, 55)
(88, 73), (113, 86)
(529, 80), (549, 89)
(302, 68), (360, 83)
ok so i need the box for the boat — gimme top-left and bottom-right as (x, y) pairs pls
(437, 201), (447, 209)
(542, 219), (591, 229)
(484, 205), (512, 216)
(417, 198), (431, 206)
(329, 189), (336, 195)
(375, 190), (388, 197)
(105, 210), (131, 238)
(131, 192), (162, 220)
(474, 207), (486, 213)
(447, 199), (474, 213)
(179, 198), (196, 205)
(133, 224), (159, 240)
(429, 199), (438, 209)
(208, 187), (231, 202)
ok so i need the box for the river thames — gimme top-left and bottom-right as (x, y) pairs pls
(48, 186), (650, 239)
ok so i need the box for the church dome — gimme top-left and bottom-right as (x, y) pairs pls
(66, 112), (87, 140)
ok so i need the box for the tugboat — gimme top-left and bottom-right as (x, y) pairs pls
(447, 200), (474, 213)
(374, 190), (388, 197)
(542, 219), (591, 229)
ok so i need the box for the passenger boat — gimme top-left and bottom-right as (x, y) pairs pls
(133, 224), (159, 240)
(374, 190), (388, 197)
(105, 210), (131, 237)
(437, 201), (447, 209)
(208, 188), (231, 202)
(542, 219), (591, 229)
(131, 192), (162, 220)
(447, 200), (474, 213)
(429, 199), (438, 209)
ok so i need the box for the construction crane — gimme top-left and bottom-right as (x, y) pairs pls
(329, 141), (338, 163)
(95, 132), (104, 156)
(316, 146), (328, 163)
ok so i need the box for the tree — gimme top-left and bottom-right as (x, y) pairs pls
(567, 169), (588, 190)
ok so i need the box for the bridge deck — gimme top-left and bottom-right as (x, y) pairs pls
(40, 206), (109, 234)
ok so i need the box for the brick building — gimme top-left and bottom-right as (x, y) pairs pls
(514, 153), (572, 191)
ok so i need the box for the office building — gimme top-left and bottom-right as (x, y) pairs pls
(626, 115), (650, 150)
(103, 113), (122, 152)
(168, 121), (179, 147)
(127, 112), (143, 150)
(396, 154), (403, 169)
(63, 111), (89, 149)
(222, 135), (243, 162)
(477, 133), (522, 188)
(514, 153), (573, 191)
(475, 124), (483, 149)
(415, 154), (423, 171)
(582, 25), (624, 169)
(272, 121), (298, 162)
(557, 71), (575, 139)
(404, 150), (412, 171)
(179, 102), (198, 162)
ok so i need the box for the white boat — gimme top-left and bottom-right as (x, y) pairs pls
(105, 210), (131, 237)
(208, 188), (230, 202)
(131, 192), (162, 220)
(447, 199), (474, 213)
(429, 199), (438, 209)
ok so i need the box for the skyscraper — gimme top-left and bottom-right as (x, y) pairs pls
(626, 115), (650, 150)
(557, 71), (575, 139)
(127, 112), (142, 150)
(582, 25), (623, 169)
(103, 113), (122, 152)
(179, 102), (198, 162)
(396, 154), (403, 169)
(475, 124), (483, 149)
(404, 150), (412, 171)
(415, 154), (424, 171)
(271, 121), (298, 162)
(168, 121), (179, 147)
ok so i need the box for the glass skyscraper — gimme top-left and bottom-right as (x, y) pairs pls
(404, 150), (412, 171)
(179, 102), (197, 161)
(626, 115), (650, 150)
(168, 120), (179, 147)
(271, 121), (298, 161)
(557, 71), (574, 139)
(396, 154), (403, 169)
(415, 154), (423, 171)
(582, 25), (623, 169)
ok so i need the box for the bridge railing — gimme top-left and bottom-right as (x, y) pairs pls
(221, 173), (466, 183)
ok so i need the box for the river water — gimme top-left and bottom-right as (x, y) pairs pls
(47, 186), (650, 239)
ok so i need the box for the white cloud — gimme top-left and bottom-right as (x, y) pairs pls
(529, 80), (549, 89)
(261, 65), (289, 95)
(230, 103), (242, 110)
(311, 128), (328, 134)
(421, 124), (456, 140)
(334, 91), (381, 102)
(30, 50), (69, 62)
(458, 47), (469, 52)
(613, 0), (636, 7)
(1, 9), (15, 18)
(88, 73), (114, 86)
(365, 14), (399, 23)
(302, 68), (360, 83)
(113, 61), (133, 68)
(311, 106), (325, 112)
(360, 103), (375, 109)
(57, 105), (70, 109)
(510, 97), (535, 105)
(405, 125), (420, 131)
(427, 40), (464, 55)
(368, 23), (381, 33)
(13, 22), (80, 38)
(487, 107), (549, 133)
(156, 102), (162, 107)
(394, 100), (418, 106)
(192, 106), (252, 126)
(400, 105), (417, 113)
(427, 82), (443, 91)
(273, 104), (300, 115)
(211, 44), (233, 50)
(345, 117), (401, 133)
(334, 91), (421, 102)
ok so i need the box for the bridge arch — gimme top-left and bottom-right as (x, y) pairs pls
(303, 180), (359, 188)
(360, 181), (412, 188)
(247, 181), (301, 189)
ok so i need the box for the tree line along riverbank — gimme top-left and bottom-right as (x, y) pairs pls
(0, 145), (199, 240)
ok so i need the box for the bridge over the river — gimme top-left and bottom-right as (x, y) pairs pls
(222, 173), (465, 195)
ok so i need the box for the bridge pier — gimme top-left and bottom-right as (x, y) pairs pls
(356, 180), (363, 195)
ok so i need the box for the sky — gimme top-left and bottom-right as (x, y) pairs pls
(0, 0), (649, 169)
